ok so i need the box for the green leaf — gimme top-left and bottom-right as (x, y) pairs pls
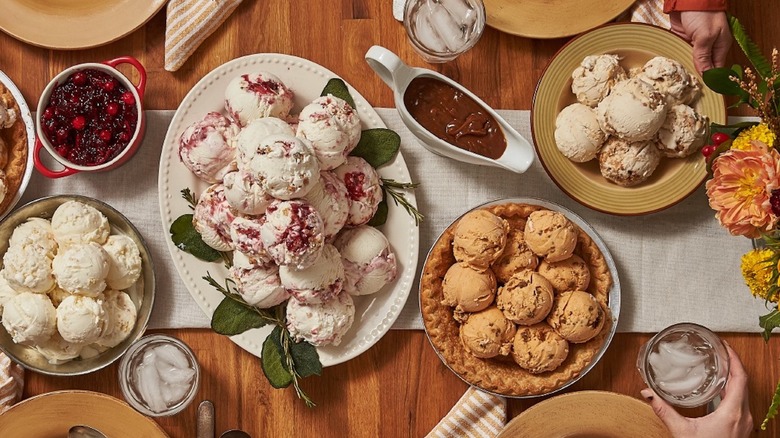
(759, 308), (780, 342)
(210, 297), (269, 336)
(702, 67), (746, 96)
(321, 78), (356, 109)
(729, 16), (772, 79)
(350, 128), (401, 168)
(289, 339), (322, 378)
(367, 199), (389, 226)
(762, 378), (780, 430)
(169, 214), (223, 262)
(261, 326), (293, 388)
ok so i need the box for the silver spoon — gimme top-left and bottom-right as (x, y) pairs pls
(68, 425), (107, 438)
(220, 430), (251, 438)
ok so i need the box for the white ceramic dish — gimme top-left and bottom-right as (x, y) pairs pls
(158, 54), (420, 367)
(0, 70), (35, 220)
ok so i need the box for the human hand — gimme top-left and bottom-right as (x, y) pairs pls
(640, 343), (753, 438)
(669, 11), (732, 74)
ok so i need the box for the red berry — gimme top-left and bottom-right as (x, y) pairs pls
(119, 132), (131, 142)
(121, 92), (135, 105)
(101, 79), (116, 91)
(711, 132), (730, 146)
(71, 116), (86, 130)
(72, 72), (87, 86)
(702, 145), (716, 158)
(106, 102), (119, 116)
(99, 130), (112, 141)
(42, 107), (54, 120)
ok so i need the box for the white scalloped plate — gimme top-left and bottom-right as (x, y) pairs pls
(158, 54), (419, 367)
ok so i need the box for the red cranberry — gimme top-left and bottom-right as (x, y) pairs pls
(701, 145), (716, 158)
(106, 102), (119, 116)
(72, 72), (87, 86)
(71, 116), (86, 130)
(101, 79), (116, 92)
(42, 108), (54, 120)
(99, 130), (112, 141)
(121, 92), (135, 105)
(711, 132), (730, 146)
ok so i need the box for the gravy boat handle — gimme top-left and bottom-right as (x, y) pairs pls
(365, 45), (412, 89)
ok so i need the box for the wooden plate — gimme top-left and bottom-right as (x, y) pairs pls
(497, 391), (671, 438)
(483, 0), (634, 39)
(0, 390), (168, 438)
(531, 23), (727, 216)
(0, 0), (166, 49)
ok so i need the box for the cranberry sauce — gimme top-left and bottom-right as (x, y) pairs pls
(41, 69), (138, 166)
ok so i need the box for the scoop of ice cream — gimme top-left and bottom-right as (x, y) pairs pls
(555, 103), (607, 162)
(0, 274), (19, 314)
(1, 292), (56, 344)
(235, 117), (295, 168)
(0, 98), (17, 129)
(8, 218), (57, 259)
(0, 351), (23, 413)
(52, 242), (109, 297)
(51, 201), (110, 247)
(496, 269), (554, 325)
(459, 307), (516, 358)
(178, 112), (239, 183)
(244, 134), (320, 200)
(512, 323), (569, 374)
(260, 200), (325, 269)
(596, 78), (668, 141)
(286, 291), (355, 347)
(103, 235), (142, 291)
(333, 225), (397, 297)
(441, 263), (496, 317)
(229, 217), (270, 262)
(304, 171), (350, 241)
(491, 228), (539, 284)
(56, 294), (106, 344)
(230, 251), (289, 308)
(35, 332), (84, 365)
(2, 245), (55, 293)
(598, 137), (661, 187)
(333, 156), (383, 227)
(637, 56), (701, 105)
(224, 72), (294, 126)
(656, 104), (709, 158)
(537, 254), (591, 293)
(571, 54), (627, 107)
(296, 95), (361, 170)
(280, 244), (344, 304)
(96, 289), (137, 348)
(192, 184), (236, 252)
(223, 170), (274, 216)
(547, 290), (605, 343)
(523, 210), (576, 263)
(453, 209), (509, 272)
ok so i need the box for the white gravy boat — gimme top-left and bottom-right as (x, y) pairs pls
(365, 45), (535, 174)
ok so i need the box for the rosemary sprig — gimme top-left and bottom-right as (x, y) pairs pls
(381, 178), (423, 226)
(276, 306), (316, 407)
(181, 188), (197, 210)
(203, 273), (280, 324)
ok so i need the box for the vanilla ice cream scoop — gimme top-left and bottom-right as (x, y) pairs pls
(2, 245), (55, 293)
(656, 104), (709, 158)
(235, 117), (295, 168)
(192, 184), (236, 252)
(280, 244), (345, 304)
(459, 307), (516, 358)
(230, 217), (270, 262)
(524, 210), (577, 262)
(333, 156), (383, 227)
(260, 200), (325, 269)
(56, 294), (106, 345)
(333, 225), (397, 297)
(51, 201), (110, 247)
(103, 235), (142, 291)
(453, 209), (509, 272)
(245, 134), (320, 200)
(571, 54), (627, 107)
(52, 242), (109, 297)
(223, 170), (274, 216)
(304, 171), (350, 241)
(496, 269), (555, 325)
(178, 112), (239, 183)
(547, 290), (605, 343)
(296, 95), (361, 170)
(512, 323), (569, 374)
(637, 56), (701, 105)
(598, 137), (661, 187)
(441, 263), (496, 317)
(225, 72), (294, 126)
(0, 274), (19, 315)
(1, 292), (56, 344)
(96, 289), (137, 348)
(8, 218), (57, 259)
(596, 77), (668, 141)
(230, 251), (289, 308)
(286, 291), (355, 346)
(555, 103), (607, 162)
(35, 332), (84, 365)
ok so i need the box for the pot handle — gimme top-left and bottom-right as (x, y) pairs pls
(104, 56), (147, 103)
(33, 139), (78, 178)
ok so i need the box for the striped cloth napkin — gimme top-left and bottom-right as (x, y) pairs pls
(164, 0), (243, 72)
(425, 387), (507, 438)
(625, 0), (671, 28)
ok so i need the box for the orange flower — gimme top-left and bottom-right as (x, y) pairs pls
(706, 141), (780, 238)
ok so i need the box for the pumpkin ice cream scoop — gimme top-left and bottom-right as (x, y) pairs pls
(491, 227), (539, 284)
(496, 269), (554, 325)
(452, 209), (509, 272)
(512, 323), (569, 374)
(441, 264), (496, 318)
(459, 307), (516, 359)
(537, 254), (591, 293)
(523, 210), (576, 262)
(547, 290), (605, 344)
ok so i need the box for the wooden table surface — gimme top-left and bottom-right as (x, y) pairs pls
(1, 1), (778, 437)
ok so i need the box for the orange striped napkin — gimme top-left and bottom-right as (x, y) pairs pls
(0, 352), (23, 413)
(165, 0), (243, 72)
(426, 387), (507, 438)
(626, 0), (671, 28)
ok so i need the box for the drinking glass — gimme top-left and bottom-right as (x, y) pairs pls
(637, 323), (729, 408)
(403, 0), (486, 63)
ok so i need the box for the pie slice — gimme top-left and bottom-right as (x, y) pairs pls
(0, 80), (29, 214)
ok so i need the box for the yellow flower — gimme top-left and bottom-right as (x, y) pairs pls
(732, 123), (777, 151)
(741, 248), (778, 302)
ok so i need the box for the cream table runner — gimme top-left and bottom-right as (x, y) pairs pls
(22, 109), (762, 332)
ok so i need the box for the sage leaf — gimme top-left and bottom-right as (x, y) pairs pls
(729, 15), (772, 79)
(759, 308), (780, 342)
(702, 67), (745, 97)
(321, 78), (356, 109)
(211, 297), (269, 336)
(169, 214), (223, 262)
(289, 339), (322, 378)
(368, 199), (388, 227)
(261, 326), (293, 388)
(350, 128), (401, 168)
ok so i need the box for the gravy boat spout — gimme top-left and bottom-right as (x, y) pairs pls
(365, 45), (535, 174)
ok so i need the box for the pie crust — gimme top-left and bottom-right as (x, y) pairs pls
(0, 82), (28, 214)
(420, 202), (614, 396)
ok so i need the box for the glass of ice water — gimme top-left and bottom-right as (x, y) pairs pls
(637, 323), (730, 408)
(403, 0), (486, 63)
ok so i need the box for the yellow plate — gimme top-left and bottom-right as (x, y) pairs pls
(483, 0), (634, 39)
(0, 0), (166, 49)
(0, 390), (168, 438)
(497, 391), (672, 438)
(531, 23), (727, 216)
